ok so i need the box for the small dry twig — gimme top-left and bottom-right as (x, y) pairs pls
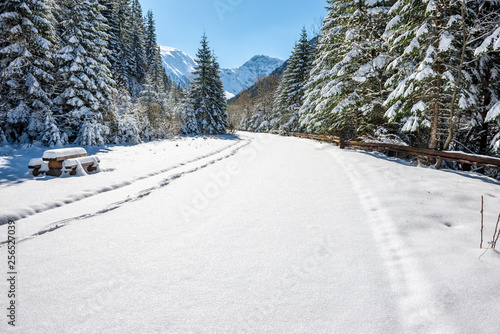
(478, 196), (500, 260)
(480, 196), (484, 249)
(491, 214), (500, 250)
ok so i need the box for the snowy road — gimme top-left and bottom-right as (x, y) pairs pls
(1, 133), (499, 333)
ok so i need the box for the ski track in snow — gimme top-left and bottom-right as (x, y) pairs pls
(0, 140), (245, 227)
(0, 140), (251, 245)
(329, 148), (455, 334)
(2, 133), (499, 333)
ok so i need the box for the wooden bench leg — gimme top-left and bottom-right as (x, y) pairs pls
(47, 168), (62, 177)
(31, 167), (41, 176)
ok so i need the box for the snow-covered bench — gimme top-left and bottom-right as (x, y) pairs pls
(28, 158), (48, 177)
(63, 156), (100, 175)
(28, 147), (100, 177)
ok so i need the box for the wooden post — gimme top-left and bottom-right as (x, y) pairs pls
(339, 137), (345, 149)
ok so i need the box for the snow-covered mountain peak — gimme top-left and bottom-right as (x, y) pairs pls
(241, 55), (284, 69)
(159, 46), (196, 88)
(221, 55), (284, 95)
(160, 45), (180, 53)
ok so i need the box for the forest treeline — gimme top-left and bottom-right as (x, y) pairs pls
(234, 0), (500, 162)
(0, 0), (228, 146)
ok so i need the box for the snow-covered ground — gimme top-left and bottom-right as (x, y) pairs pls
(1, 132), (499, 333)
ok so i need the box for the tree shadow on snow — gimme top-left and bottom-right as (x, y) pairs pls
(180, 134), (241, 141)
(0, 135), (242, 186)
(0, 144), (113, 186)
(351, 149), (500, 187)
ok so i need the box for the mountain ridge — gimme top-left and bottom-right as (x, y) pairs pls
(220, 55), (284, 96)
(159, 46), (284, 97)
(159, 46), (197, 88)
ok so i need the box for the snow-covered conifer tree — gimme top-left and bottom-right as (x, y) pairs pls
(135, 9), (176, 138)
(144, 11), (170, 92)
(139, 76), (166, 134)
(183, 35), (228, 135)
(107, 0), (133, 91)
(128, 0), (147, 95)
(98, 0), (113, 23)
(115, 108), (141, 143)
(0, 0), (56, 142)
(40, 111), (62, 147)
(182, 84), (198, 134)
(53, 0), (116, 145)
(145, 10), (157, 71)
(300, 0), (392, 138)
(148, 46), (167, 93)
(467, 1), (500, 155)
(299, 1), (348, 134)
(383, 0), (476, 149)
(138, 43), (173, 135)
(272, 28), (314, 132)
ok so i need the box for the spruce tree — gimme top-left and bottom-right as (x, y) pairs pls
(299, 1), (347, 134)
(129, 0), (147, 95)
(98, 0), (114, 24)
(182, 84), (199, 134)
(143, 12), (167, 93)
(299, 0), (392, 138)
(468, 1), (500, 155)
(183, 35), (228, 135)
(40, 111), (62, 147)
(145, 10), (157, 71)
(383, 0), (474, 149)
(139, 45), (169, 136)
(137, 9), (173, 138)
(467, 48), (500, 155)
(138, 78), (166, 138)
(150, 46), (167, 92)
(107, 0), (133, 91)
(46, 0), (62, 45)
(207, 56), (229, 132)
(53, 0), (116, 145)
(0, 0), (56, 142)
(272, 28), (314, 132)
(138, 10), (171, 137)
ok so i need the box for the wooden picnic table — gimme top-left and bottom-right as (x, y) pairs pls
(29, 148), (100, 177)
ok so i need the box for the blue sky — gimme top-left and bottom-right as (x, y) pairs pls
(138, 0), (327, 69)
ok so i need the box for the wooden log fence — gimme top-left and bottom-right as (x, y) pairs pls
(239, 129), (500, 170)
